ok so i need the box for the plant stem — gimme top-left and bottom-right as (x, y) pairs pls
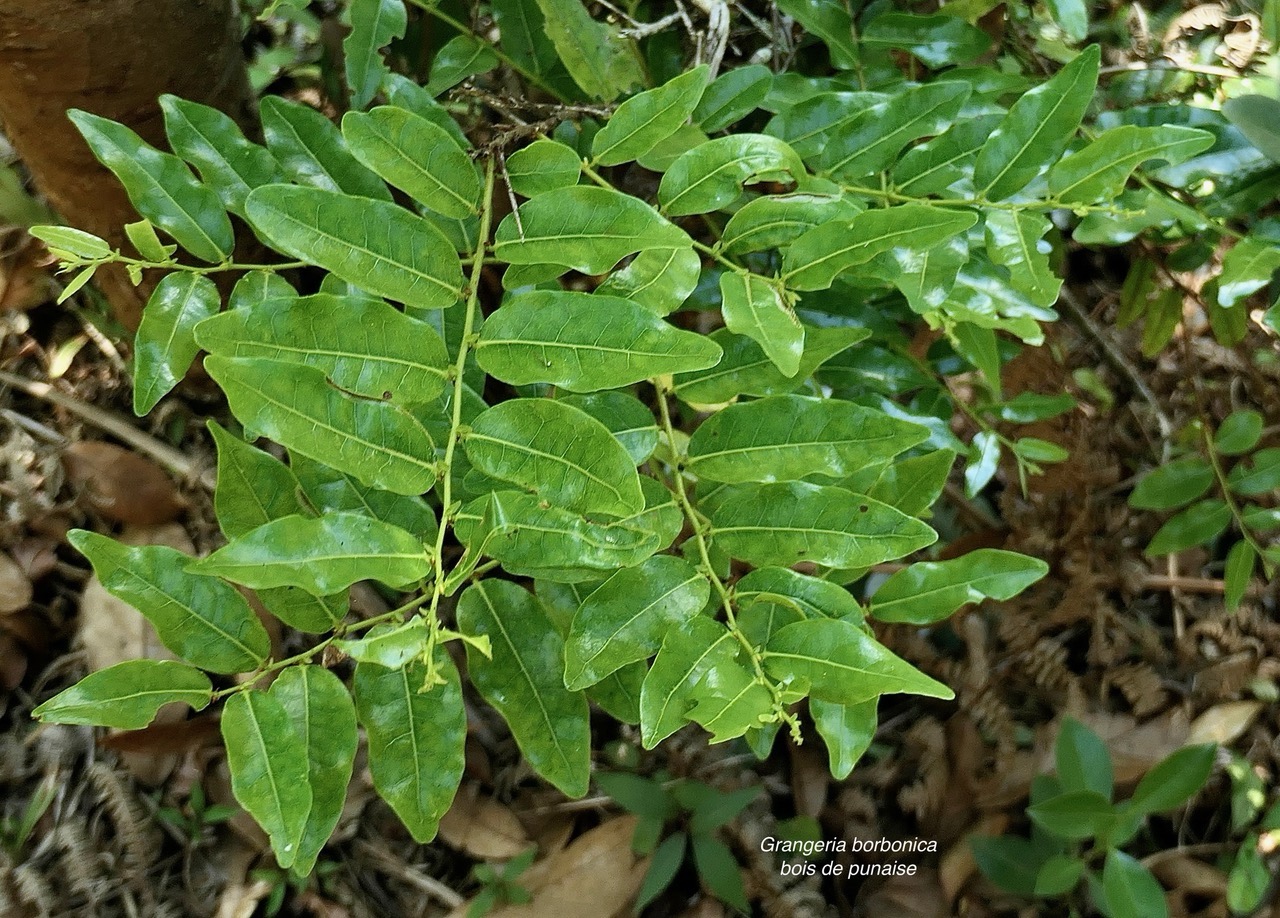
(1201, 425), (1274, 577)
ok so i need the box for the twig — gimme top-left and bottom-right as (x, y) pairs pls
(353, 839), (465, 908)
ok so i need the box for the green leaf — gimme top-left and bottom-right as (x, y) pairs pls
(964, 430), (1000, 497)
(710, 482), (937, 568)
(687, 394), (928, 485)
(870, 549), (1049, 624)
(268, 666), (357, 875)
(1048, 125), (1215, 205)
(718, 272), (802, 376)
(810, 698), (876, 779)
(1217, 235), (1280, 309)
(820, 82), (971, 182)
(589, 661), (646, 724)
(973, 45), (1100, 200)
(597, 246), (702, 315)
(258, 587), (347, 635)
(861, 13), (991, 66)
(494, 185), (689, 275)
(635, 833), (687, 914)
(691, 836), (749, 913)
(206, 355), (438, 495)
(1027, 789), (1115, 840)
(686, 663), (772, 743)
(124, 219), (173, 262)
(353, 649), (466, 842)
(342, 107), (481, 218)
(776, 0), (857, 68)
(160, 95), (282, 218)
(68, 109), (233, 263)
(557, 393), (658, 465)
(659, 134), (806, 216)
(457, 580), (591, 796)
(133, 273), (220, 415)
(564, 556), (709, 690)
(1102, 851), (1170, 918)
(593, 66), (708, 166)
(259, 97), (390, 201)
(207, 419), (305, 538)
(343, 0), (407, 108)
(764, 618), (954, 704)
(68, 530), (270, 674)
(1055, 717), (1114, 800)
(1122, 744), (1216, 817)
(720, 192), (860, 256)
(532, 0), (645, 101)
(464, 398), (644, 515)
(475, 290), (722, 392)
(1227, 836), (1270, 913)
(292, 453), (437, 539)
(382, 73), (472, 149)
(192, 512), (429, 595)
(426, 35), (499, 96)
(492, 0), (559, 76)
(734, 566), (862, 622)
(1035, 855), (1085, 897)
(1228, 447), (1280, 495)
(1145, 499), (1231, 556)
(1224, 540), (1256, 611)
(245, 185), (463, 310)
(221, 690), (312, 868)
(196, 292), (449, 405)
(29, 226), (112, 260)
(1129, 457), (1214, 510)
(893, 113), (1004, 197)
(1215, 409), (1264, 455)
(983, 211), (1061, 308)
(782, 204), (978, 291)
(971, 836), (1045, 896)
(1223, 95), (1280, 165)
(229, 270), (296, 310)
(695, 65), (773, 132)
(867, 449), (956, 517)
(505, 140), (581, 197)
(336, 619), (430, 668)
(640, 616), (741, 748)
(33, 660), (211, 729)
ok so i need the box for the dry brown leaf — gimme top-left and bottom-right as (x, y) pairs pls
(62, 440), (186, 525)
(0, 551), (33, 615)
(939, 813), (1009, 903)
(1188, 701), (1263, 746)
(439, 784), (533, 860)
(789, 731), (830, 819)
(856, 866), (950, 918)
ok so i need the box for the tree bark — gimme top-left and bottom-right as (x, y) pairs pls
(0, 0), (254, 328)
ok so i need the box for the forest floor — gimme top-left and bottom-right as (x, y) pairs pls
(0, 223), (1278, 918)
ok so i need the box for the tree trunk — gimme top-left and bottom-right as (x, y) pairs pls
(0, 0), (254, 328)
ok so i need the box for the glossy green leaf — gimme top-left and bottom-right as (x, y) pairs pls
(640, 616), (741, 748)
(245, 185), (463, 310)
(685, 660), (773, 744)
(33, 660), (211, 729)
(133, 273), (220, 415)
(1056, 717), (1114, 800)
(893, 113), (1004, 197)
(124, 218), (173, 262)
(1048, 125), (1215, 205)
(687, 394), (928, 484)
(1228, 448), (1280, 495)
(208, 419), (305, 538)
(764, 618), (954, 704)
(353, 649), (466, 842)
(1215, 409), (1264, 455)
(783, 205), (978, 291)
(973, 45), (1100, 200)
(29, 226), (112, 260)
(464, 398), (644, 515)
(229, 270), (296, 310)
(382, 73), (472, 149)
(68, 110), (232, 263)
(493, 186), (689, 274)
(870, 549), (1049, 624)
(192, 512), (429, 595)
(505, 140), (581, 197)
(269, 666), (357, 875)
(777, 0), (857, 68)
(1217, 235), (1280, 308)
(69, 530), (269, 674)
(492, 0), (559, 76)
(734, 566), (862, 622)
(1129, 457), (1214, 510)
(719, 272), (802, 376)
(596, 246), (702, 315)
(336, 619), (430, 668)
(1123, 744), (1216, 817)
(659, 134), (806, 216)
(343, 107), (481, 218)
(259, 97), (390, 201)
(720, 193), (861, 256)
(292, 453), (438, 539)
(1223, 95), (1280, 165)
(457, 580), (591, 796)
(475, 290), (722, 392)
(564, 556), (709, 690)
(160, 95), (282, 217)
(592, 66), (708, 166)
(532, 0), (645, 101)
(861, 13), (991, 66)
(695, 65), (773, 132)
(983, 211), (1061, 308)
(343, 0), (407, 108)
(810, 698), (876, 779)
(710, 482), (937, 568)
(559, 392), (659, 464)
(426, 35), (499, 96)
(206, 355), (438, 495)
(867, 449), (956, 517)
(221, 690), (312, 868)
(196, 293), (449, 405)
(1145, 499), (1231, 556)
(258, 586), (348, 634)
(1102, 851), (1170, 918)
(964, 430), (1000, 497)
(765, 91), (889, 161)
(820, 82), (971, 182)
(1224, 540), (1256, 611)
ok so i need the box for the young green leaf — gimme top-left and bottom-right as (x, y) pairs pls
(29, 226), (112, 260)
(245, 185), (464, 310)
(690, 835), (750, 914)
(221, 690), (312, 869)
(1122, 744), (1216, 817)
(69, 530), (270, 674)
(133, 273), (220, 415)
(1034, 855), (1084, 897)
(68, 109), (233, 263)
(343, 0), (407, 109)
(475, 290), (722, 391)
(635, 832), (687, 914)
(1228, 448), (1280, 495)
(870, 549), (1049, 624)
(971, 836), (1045, 896)
(268, 666), (357, 875)
(1026, 789), (1115, 840)
(1102, 850), (1170, 918)
(659, 134), (806, 216)
(718, 272), (802, 376)
(191, 512), (430, 595)
(353, 650), (466, 843)
(505, 139), (581, 197)
(160, 95), (282, 217)
(336, 619), (430, 668)
(1214, 410), (1264, 456)
(32, 660), (212, 729)
(259, 97), (391, 200)
(810, 698), (877, 780)
(1055, 717), (1114, 800)
(592, 66), (709, 167)
(457, 580), (591, 796)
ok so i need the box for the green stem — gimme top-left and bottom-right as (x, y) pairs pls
(1202, 425), (1274, 577)
(838, 182), (1141, 217)
(88, 254), (309, 275)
